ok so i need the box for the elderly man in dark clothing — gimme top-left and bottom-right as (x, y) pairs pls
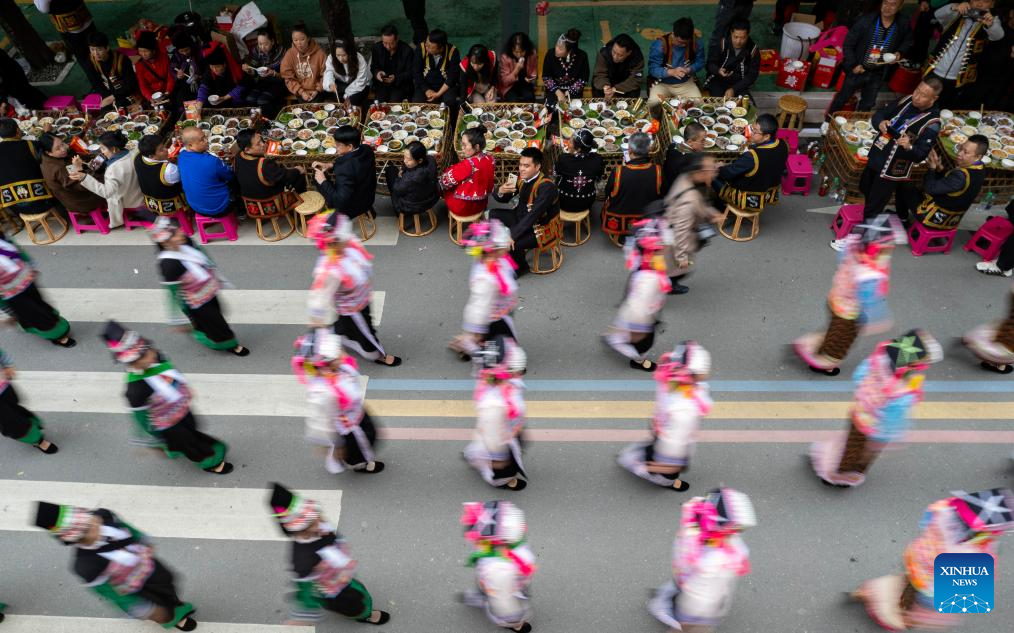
(602, 133), (664, 244)
(827, 0), (912, 116)
(490, 147), (560, 277)
(704, 18), (760, 100)
(314, 126), (376, 225)
(591, 34), (644, 98)
(372, 24), (415, 102)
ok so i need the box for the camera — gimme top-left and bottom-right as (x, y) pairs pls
(966, 8), (986, 21)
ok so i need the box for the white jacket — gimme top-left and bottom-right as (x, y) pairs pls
(81, 149), (145, 228)
(615, 269), (667, 333)
(322, 53), (370, 98)
(463, 258), (518, 334)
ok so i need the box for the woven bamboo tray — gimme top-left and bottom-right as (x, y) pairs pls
(363, 102), (451, 195)
(84, 110), (174, 146)
(273, 104), (361, 171)
(453, 103), (552, 187)
(937, 109), (1014, 202)
(661, 96), (757, 166)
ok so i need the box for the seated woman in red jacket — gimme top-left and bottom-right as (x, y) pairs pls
(439, 127), (495, 219)
(133, 31), (173, 107)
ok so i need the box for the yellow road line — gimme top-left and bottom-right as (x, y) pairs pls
(368, 400), (1014, 420)
(600, 20), (612, 44)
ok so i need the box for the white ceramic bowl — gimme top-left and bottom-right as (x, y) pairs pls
(882, 53), (897, 63)
(257, 67), (269, 76)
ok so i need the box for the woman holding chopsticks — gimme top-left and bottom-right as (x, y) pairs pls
(322, 39), (371, 108)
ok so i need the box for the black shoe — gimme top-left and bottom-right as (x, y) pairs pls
(515, 266), (530, 279)
(175, 616), (198, 631)
(363, 610), (391, 625)
(807, 365), (840, 376)
(668, 283), (689, 295)
(515, 623), (532, 633)
(498, 478), (527, 491)
(456, 351), (472, 362)
(375, 355), (402, 367)
(671, 478), (689, 492)
(52, 337), (76, 348)
(230, 346), (250, 357)
(34, 440), (59, 455)
(630, 359), (657, 372)
(353, 461), (385, 474)
(981, 361), (1014, 374)
(0, 613), (5, 623)
(204, 462), (234, 475)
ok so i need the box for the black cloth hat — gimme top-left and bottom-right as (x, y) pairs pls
(88, 32), (110, 48)
(172, 32), (194, 50)
(204, 47), (227, 65)
(34, 501), (60, 530)
(136, 31), (159, 51)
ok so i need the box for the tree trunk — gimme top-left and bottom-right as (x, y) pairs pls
(0, 0), (55, 70)
(318, 0), (354, 50)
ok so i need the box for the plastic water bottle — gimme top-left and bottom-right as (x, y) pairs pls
(983, 190), (995, 210)
(829, 177), (842, 201)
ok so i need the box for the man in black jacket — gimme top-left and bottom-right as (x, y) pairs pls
(827, 0), (912, 116)
(704, 18), (760, 99)
(491, 147), (560, 277)
(710, 0), (754, 50)
(412, 29), (460, 109)
(314, 126), (376, 224)
(371, 24), (415, 102)
(663, 122), (707, 193)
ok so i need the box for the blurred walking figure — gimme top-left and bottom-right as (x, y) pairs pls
(291, 328), (384, 475)
(0, 228), (76, 348)
(464, 336), (528, 491)
(963, 274), (1014, 374)
(851, 488), (1013, 631)
(661, 153), (720, 295)
(617, 341), (711, 492)
(648, 488), (755, 633)
(270, 483), (391, 626)
(33, 502), (199, 630)
(604, 218), (673, 372)
(459, 501), (536, 632)
(810, 329), (942, 488)
(794, 215), (904, 376)
(0, 347), (58, 454)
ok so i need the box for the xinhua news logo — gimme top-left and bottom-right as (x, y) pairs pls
(934, 553), (994, 614)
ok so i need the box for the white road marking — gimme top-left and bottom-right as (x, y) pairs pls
(0, 480), (341, 541)
(0, 617), (309, 632)
(14, 215), (400, 247)
(17, 372), (368, 418)
(44, 289), (385, 325)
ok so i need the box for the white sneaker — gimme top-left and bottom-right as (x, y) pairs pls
(976, 261), (1013, 277)
(829, 238), (847, 252)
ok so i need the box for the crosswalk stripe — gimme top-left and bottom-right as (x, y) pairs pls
(0, 480), (341, 540)
(13, 215), (400, 247)
(44, 289), (385, 326)
(0, 616), (307, 632)
(18, 372), (368, 418)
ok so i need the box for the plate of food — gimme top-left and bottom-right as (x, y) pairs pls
(700, 115), (716, 127)
(731, 107), (748, 118)
(950, 132), (968, 144)
(287, 118), (303, 129)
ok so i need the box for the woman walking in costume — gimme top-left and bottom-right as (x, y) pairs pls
(269, 483), (391, 626)
(102, 320), (233, 474)
(963, 275), (1014, 374)
(0, 347), (57, 453)
(33, 502), (200, 631)
(795, 215), (903, 376)
(648, 488), (755, 633)
(617, 341), (711, 492)
(604, 218), (673, 372)
(810, 329), (941, 488)
(459, 501), (536, 633)
(851, 488), (1013, 631)
(149, 218), (249, 356)
(449, 220), (519, 361)
(307, 214), (400, 367)
(292, 328), (384, 474)
(0, 228), (75, 347)
(464, 336), (529, 491)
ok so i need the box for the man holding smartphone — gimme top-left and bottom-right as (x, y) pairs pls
(491, 148), (559, 277)
(831, 78), (943, 251)
(370, 25), (414, 102)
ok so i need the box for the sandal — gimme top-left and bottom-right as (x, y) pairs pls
(629, 359), (657, 372)
(51, 337), (76, 348)
(203, 462), (234, 475)
(34, 439), (59, 455)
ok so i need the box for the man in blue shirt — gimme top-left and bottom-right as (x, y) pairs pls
(177, 127), (235, 218)
(648, 18), (704, 115)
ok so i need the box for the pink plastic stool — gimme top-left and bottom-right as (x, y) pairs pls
(781, 154), (812, 195)
(908, 222), (956, 256)
(195, 212), (239, 243)
(170, 210), (195, 236)
(43, 95), (78, 111)
(81, 94), (103, 112)
(123, 207), (154, 231)
(830, 204), (864, 239)
(964, 216), (1014, 261)
(776, 128), (800, 154)
(68, 207), (110, 235)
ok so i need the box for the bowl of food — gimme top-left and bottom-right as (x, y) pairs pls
(686, 107), (703, 118)
(522, 126), (538, 138)
(729, 133), (747, 146)
(732, 118), (749, 132)
(387, 139), (403, 151)
(845, 132), (861, 144)
(700, 115), (716, 127)
(716, 115), (733, 126)
(1002, 158), (1014, 169)
(703, 137), (716, 149)
(712, 123), (729, 135)
(950, 132), (968, 144)
(991, 149), (1008, 160)
(291, 140), (306, 151)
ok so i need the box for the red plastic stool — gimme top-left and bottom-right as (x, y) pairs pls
(123, 207), (154, 231)
(68, 207), (110, 235)
(195, 212), (239, 243)
(170, 210), (195, 236)
(781, 154), (812, 195)
(964, 216), (1014, 261)
(908, 222), (957, 256)
(43, 95), (78, 111)
(830, 204), (864, 239)
(81, 94), (103, 112)
(776, 128), (800, 154)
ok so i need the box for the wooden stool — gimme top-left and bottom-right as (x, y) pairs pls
(19, 208), (68, 244)
(560, 209), (591, 246)
(399, 208), (438, 236)
(357, 210), (377, 241)
(776, 94), (808, 131)
(531, 216), (564, 274)
(243, 192), (298, 242)
(0, 207), (25, 235)
(294, 191), (325, 236)
(717, 204), (762, 242)
(448, 211), (483, 245)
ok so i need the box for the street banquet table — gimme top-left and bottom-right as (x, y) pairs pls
(453, 102), (551, 187)
(661, 95), (758, 166)
(362, 102), (451, 195)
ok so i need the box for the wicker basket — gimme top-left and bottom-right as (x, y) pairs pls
(83, 110), (174, 145)
(453, 103), (552, 187)
(274, 103), (361, 171)
(660, 96), (757, 167)
(362, 102), (451, 195)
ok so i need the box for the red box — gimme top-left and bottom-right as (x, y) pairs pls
(811, 50), (840, 89)
(760, 49), (780, 73)
(776, 60), (810, 90)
